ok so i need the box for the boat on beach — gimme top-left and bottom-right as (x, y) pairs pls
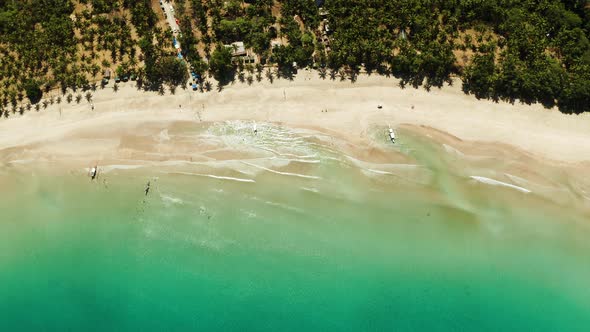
(388, 127), (396, 144)
(89, 165), (98, 180)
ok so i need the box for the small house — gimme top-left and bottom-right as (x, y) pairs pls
(225, 41), (247, 57)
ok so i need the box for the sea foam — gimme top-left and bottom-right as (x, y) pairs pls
(470, 176), (532, 193)
(241, 161), (321, 180)
(170, 172), (255, 183)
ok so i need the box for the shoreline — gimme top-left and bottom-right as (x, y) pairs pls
(0, 71), (589, 169)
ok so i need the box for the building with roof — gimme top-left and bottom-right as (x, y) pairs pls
(225, 41), (247, 57)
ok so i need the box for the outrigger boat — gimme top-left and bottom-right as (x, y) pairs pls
(388, 126), (396, 144)
(89, 164), (98, 180)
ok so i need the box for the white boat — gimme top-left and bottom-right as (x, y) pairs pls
(388, 127), (396, 143)
(89, 165), (98, 180)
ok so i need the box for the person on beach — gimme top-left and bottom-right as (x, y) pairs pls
(145, 181), (151, 196)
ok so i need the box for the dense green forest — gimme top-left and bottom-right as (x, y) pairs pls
(0, 0), (589, 115)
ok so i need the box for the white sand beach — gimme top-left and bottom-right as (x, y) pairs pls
(0, 71), (589, 170)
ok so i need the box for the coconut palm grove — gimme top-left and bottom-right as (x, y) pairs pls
(0, 0), (589, 114)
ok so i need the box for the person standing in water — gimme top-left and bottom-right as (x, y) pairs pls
(145, 181), (151, 196)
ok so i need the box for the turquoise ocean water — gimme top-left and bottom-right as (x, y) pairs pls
(1, 122), (589, 331)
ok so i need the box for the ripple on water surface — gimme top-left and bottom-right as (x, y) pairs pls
(0, 122), (589, 331)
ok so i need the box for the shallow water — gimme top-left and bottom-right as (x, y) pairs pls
(1, 122), (589, 331)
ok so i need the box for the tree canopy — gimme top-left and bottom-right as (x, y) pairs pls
(1, 0), (589, 115)
(24, 80), (43, 104)
(322, 0), (590, 113)
(209, 45), (235, 84)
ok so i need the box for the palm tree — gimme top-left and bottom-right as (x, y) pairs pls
(34, 103), (40, 112)
(91, 64), (100, 80)
(128, 55), (138, 68)
(113, 83), (119, 92)
(56, 96), (62, 104)
(75, 94), (82, 103)
(66, 93), (73, 103)
(339, 69), (347, 81)
(26, 103), (31, 111)
(9, 91), (17, 109)
(50, 96), (55, 105)
(256, 72), (262, 82)
(247, 75), (253, 85)
(349, 70), (358, 83)
(329, 69), (337, 80)
(265, 68), (274, 83)
(42, 100), (49, 109)
(85, 92), (92, 102)
(238, 71), (245, 83)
